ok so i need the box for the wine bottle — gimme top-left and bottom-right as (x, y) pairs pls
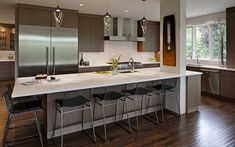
(80, 53), (84, 66)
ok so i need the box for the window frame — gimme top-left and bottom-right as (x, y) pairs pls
(186, 21), (226, 61)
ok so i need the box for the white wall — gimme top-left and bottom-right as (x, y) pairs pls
(81, 41), (155, 66)
(187, 11), (226, 26)
(160, 0), (186, 75)
(160, 0), (187, 114)
(0, 50), (15, 60)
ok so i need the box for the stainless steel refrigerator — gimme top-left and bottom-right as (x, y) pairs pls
(18, 25), (78, 77)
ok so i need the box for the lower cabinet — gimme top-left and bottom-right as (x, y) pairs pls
(200, 69), (220, 95)
(187, 66), (219, 95)
(220, 70), (235, 99)
(0, 61), (15, 80)
(187, 66), (235, 100)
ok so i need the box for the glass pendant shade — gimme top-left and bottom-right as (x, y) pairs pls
(54, 5), (64, 29)
(104, 12), (112, 34)
(140, 17), (148, 35)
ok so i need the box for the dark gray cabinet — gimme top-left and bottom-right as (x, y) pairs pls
(18, 6), (51, 26)
(78, 14), (104, 52)
(0, 62), (15, 80)
(18, 4), (78, 28)
(220, 70), (235, 99)
(137, 21), (160, 52)
(187, 66), (220, 95)
(226, 7), (235, 68)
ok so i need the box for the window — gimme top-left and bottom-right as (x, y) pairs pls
(186, 27), (193, 59)
(195, 25), (209, 59)
(186, 22), (226, 61)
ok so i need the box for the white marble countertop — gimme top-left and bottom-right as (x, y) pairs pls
(12, 68), (202, 98)
(187, 64), (235, 72)
(0, 59), (15, 62)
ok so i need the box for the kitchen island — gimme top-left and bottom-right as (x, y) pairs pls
(12, 67), (201, 143)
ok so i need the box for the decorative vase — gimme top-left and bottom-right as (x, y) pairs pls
(111, 67), (118, 75)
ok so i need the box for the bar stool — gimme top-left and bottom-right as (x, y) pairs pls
(93, 89), (131, 141)
(124, 83), (159, 131)
(150, 78), (180, 121)
(7, 83), (40, 103)
(53, 95), (96, 147)
(2, 90), (43, 147)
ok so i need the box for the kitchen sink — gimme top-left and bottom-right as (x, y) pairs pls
(187, 64), (205, 67)
(119, 70), (140, 73)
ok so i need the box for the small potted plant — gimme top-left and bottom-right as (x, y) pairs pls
(110, 55), (121, 75)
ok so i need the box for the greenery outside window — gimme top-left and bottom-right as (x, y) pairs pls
(186, 27), (193, 59)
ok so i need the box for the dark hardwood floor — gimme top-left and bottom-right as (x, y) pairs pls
(1, 81), (235, 147)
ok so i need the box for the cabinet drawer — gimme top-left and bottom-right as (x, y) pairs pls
(0, 62), (15, 80)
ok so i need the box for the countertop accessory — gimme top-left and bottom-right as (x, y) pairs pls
(35, 74), (47, 80)
(96, 71), (111, 75)
(110, 55), (121, 75)
(8, 54), (14, 60)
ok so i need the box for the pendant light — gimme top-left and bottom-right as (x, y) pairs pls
(140, 0), (148, 35)
(53, 0), (64, 29)
(104, 0), (112, 34)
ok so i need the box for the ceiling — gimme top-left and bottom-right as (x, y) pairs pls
(0, 0), (235, 24)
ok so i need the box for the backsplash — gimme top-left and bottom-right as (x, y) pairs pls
(80, 41), (155, 66)
(0, 51), (15, 60)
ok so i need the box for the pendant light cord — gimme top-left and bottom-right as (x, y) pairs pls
(142, 0), (146, 18)
(106, 0), (108, 12)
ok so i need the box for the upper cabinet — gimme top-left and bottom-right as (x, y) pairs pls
(18, 6), (51, 26)
(0, 24), (15, 50)
(137, 21), (160, 52)
(17, 4), (78, 28)
(78, 14), (104, 52)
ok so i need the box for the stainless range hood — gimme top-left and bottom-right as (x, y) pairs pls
(104, 17), (145, 42)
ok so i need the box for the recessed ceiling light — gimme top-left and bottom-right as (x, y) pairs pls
(79, 3), (84, 7)
(125, 10), (129, 13)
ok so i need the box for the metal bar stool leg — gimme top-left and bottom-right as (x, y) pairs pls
(121, 99), (125, 120)
(115, 99), (118, 123)
(146, 94), (151, 114)
(93, 100), (96, 120)
(53, 108), (58, 138)
(153, 97), (159, 124)
(141, 95), (144, 115)
(133, 98), (138, 130)
(124, 100), (132, 133)
(90, 102), (96, 142)
(174, 92), (180, 118)
(159, 94), (164, 121)
(2, 113), (12, 146)
(34, 111), (44, 147)
(101, 101), (107, 141)
(82, 105), (85, 131)
(60, 108), (64, 147)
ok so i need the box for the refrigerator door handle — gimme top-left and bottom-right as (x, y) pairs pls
(46, 47), (49, 75)
(52, 47), (55, 75)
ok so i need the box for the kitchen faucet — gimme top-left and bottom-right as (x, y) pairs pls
(196, 57), (200, 64)
(129, 58), (134, 73)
